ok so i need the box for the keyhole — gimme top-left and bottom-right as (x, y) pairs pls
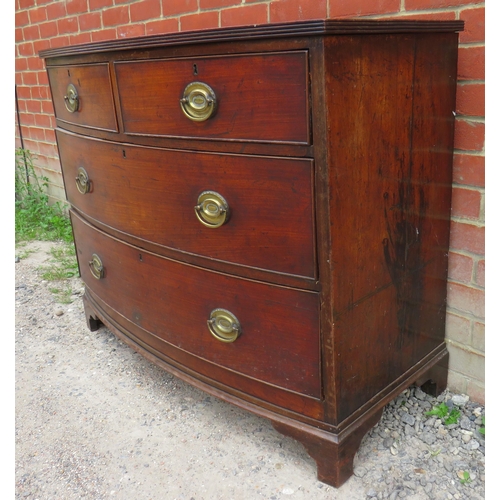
(67, 70), (71, 77)
(193, 64), (198, 76)
(139, 253), (143, 262)
(122, 149), (126, 158)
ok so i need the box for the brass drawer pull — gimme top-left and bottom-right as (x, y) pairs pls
(64, 83), (79, 113)
(75, 166), (91, 194)
(194, 191), (229, 228)
(180, 81), (217, 121)
(207, 309), (241, 343)
(89, 253), (104, 280)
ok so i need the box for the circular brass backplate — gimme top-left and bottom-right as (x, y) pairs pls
(64, 83), (79, 113)
(89, 253), (104, 280)
(180, 82), (217, 122)
(207, 309), (241, 343)
(194, 191), (229, 228)
(75, 166), (91, 194)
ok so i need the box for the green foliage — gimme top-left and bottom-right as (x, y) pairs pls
(425, 402), (461, 425)
(479, 416), (485, 436)
(15, 148), (73, 243)
(459, 470), (471, 485)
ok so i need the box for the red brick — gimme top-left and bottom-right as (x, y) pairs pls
(200, 0), (240, 9)
(180, 11), (219, 32)
(34, 113), (53, 129)
(102, 5), (129, 27)
(89, 0), (113, 10)
(456, 83), (484, 117)
(58, 16), (79, 35)
(27, 56), (44, 71)
(42, 100), (54, 114)
(66, 0), (89, 15)
(460, 7), (485, 43)
(45, 128), (57, 143)
(18, 0), (35, 8)
(69, 32), (93, 45)
(130, 0), (161, 22)
(29, 127), (46, 142)
(270, 0), (327, 22)
(47, 1), (67, 20)
(457, 46), (485, 81)
(449, 220), (484, 255)
(145, 18), (179, 35)
(381, 11), (455, 21)
(445, 312), (471, 345)
(90, 28), (118, 42)
(406, 0), (476, 8)
(23, 25), (41, 41)
(33, 39), (51, 54)
(15, 28), (24, 43)
(16, 56), (29, 72)
(162, 0), (198, 16)
(39, 21), (59, 39)
(15, 10), (29, 27)
(29, 6), (48, 24)
(447, 252), (473, 283)
(16, 86), (31, 100)
(22, 71), (37, 85)
(17, 42), (34, 57)
(37, 71), (49, 85)
(454, 119), (485, 152)
(451, 186), (481, 219)
(453, 153), (484, 187)
(50, 35), (70, 49)
(26, 100), (42, 114)
(16, 72), (23, 85)
(475, 259), (485, 288)
(447, 282), (484, 319)
(221, 4), (268, 27)
(79, 12), (102, 31)
(36, 0), (53, 5)
(117, 24), (146, 38)
(328, 0), (400, 18)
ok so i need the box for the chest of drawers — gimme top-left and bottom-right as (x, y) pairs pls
(40, 19), (463, 487)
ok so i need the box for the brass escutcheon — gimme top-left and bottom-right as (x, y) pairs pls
(88, 253), (104, 280)
(207, 309), (241, 343)
(180, 81), (217, 122)
(64, 83), (79, 113)
(75, 166), (91, 194)
(194, 191), (229, 228)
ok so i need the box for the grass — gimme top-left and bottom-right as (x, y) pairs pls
(425, 402), (461, 426)
(15, 148), (79, 303)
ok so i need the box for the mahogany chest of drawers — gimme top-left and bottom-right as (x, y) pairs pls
(40, 19), (463, 487)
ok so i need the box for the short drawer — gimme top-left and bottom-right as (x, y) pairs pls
(47, 64), (118, 131)
(114, 51), (310, 144)
(72, 212), (321, 398)
(58, 131), (316, 279)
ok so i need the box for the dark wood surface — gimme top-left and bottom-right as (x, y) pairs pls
(57, 129), (316, 279)
(71, 211), (321, 399)
(42, 20), (461, 488)
(47, 64), (118, 131)
(115, 51), (310, 144)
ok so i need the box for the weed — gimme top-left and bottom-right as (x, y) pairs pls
(459, 470), (471, 485)
(425, 402), (461, 425)
(479, 416), (485, 436)
(15, 148), (73, 243)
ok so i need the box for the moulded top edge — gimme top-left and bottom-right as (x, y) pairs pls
(39, 19), (465, 59)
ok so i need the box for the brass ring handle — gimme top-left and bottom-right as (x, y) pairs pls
(207, 309), (241, 343)
(64, 83), (79, 113)
(180, 82), (217, 122)
(88, 254), (104, 280)
(75, 167), (91, 194)
(194, 191), (229, 228)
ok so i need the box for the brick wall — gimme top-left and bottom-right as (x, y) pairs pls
(14, 0), (485, 403)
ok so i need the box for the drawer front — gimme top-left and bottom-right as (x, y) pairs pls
(114, 51), (310, 144)
(48, 64), (118, 131)
(58, 131), (316, 279)
(72, 212), (321, 398)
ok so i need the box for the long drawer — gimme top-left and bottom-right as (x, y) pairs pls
(58, 130), (316, 279)
(114, 51), (310, 144)
(47, 63), (118, 132)
(72, 211), (321, 398)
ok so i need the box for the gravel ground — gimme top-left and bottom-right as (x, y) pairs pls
(15, 241), (486, 500)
